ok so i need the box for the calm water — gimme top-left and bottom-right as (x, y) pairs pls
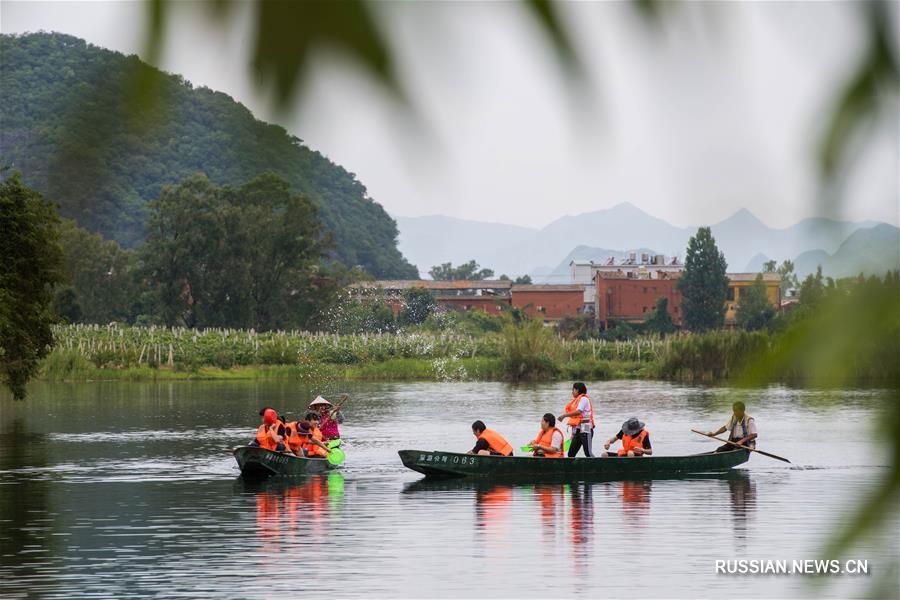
(0, 380), (894, 598)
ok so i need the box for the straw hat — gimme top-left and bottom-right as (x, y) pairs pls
(309, 395), (332, 408)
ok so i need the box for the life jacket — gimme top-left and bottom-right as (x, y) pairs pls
(255, 419), (285, 451)
(304, 425), (328, 457)
(564, 394), (595, 428)
(532, 426), (565, 458)
(284, 422), (307, 454)
(618, 428), (649, 456)
(477, 428), (513, 456)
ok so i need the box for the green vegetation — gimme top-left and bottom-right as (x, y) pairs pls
(679, 227), (729, 332)
(0, 174), (64, 400)
(0, 33), (416, 279)
(735, 274), (775, 331)
(429, 260), (495, 281)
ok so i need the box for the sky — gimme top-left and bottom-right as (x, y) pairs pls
(2, 1), (898, 229)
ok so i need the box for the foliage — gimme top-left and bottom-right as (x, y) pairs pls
(557, 314), (598, 340)
(0, 174), (64, 400)
(678, 227), (729, 332)
(500, 317), (560, 381)
(735, 274), (776, 332)
(514, 275), (533, 284)
(643, 297), (676, 336)
(600, 320), (640, 341)
(428, 260), (495, 281)
(51, 288), (82, 324)
(398, 288), (437, 326)
(141, 172), (334, 330)
(776, 260), (799, 295)
(797, 266), (826, 306)
(57, 218), (139, 323)
(0, 33), (417, 279)
(317, 291), (397, 335)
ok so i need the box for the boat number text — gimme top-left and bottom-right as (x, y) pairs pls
(419, 453), (477, 466)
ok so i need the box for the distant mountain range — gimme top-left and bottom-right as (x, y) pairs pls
(396, 203), (897, 280)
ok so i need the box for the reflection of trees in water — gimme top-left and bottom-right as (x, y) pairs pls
(0, 418), (53, 581)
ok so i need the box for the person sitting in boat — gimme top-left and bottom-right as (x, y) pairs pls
(557, 382), (594, 457)
(707, 401), (757, 452)
(250, 407), (288, 453)
(284, 419), (310, 456)
(468, 420), (514, 456)
(530, 413), (565, 458)
(303, 412), (331, 458)
(602, 417), (652, 457)
(309, 395), (344, 441)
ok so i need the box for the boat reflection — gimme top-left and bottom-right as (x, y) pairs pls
(236, 473), (345, 545)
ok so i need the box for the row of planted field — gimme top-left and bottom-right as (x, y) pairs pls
(43, 324), (669, 381)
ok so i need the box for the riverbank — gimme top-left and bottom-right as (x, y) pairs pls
(40, 324), (660, 382)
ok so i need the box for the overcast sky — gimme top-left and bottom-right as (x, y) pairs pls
(3, 1), (898, 229)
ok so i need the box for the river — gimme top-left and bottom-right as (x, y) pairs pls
(0, 380), (894, 598)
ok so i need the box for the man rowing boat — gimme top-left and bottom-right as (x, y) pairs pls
(706, 401), (757, 452)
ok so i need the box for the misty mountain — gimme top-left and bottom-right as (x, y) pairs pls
(397, 201), (885, 278)
(793, 224), (900, 279)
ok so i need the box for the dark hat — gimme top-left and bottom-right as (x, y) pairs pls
(297, 420), (312, 435)
(621, 417), (645, 436)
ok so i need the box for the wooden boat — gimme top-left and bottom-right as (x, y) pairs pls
(233, 445), (336, 478)
(398, 448), (750, 480)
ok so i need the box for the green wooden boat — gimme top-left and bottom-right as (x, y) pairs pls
(398, 448), (750, 480)
(233, 446), (336, 478)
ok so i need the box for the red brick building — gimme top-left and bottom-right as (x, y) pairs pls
(511, 285), (587, 321)
(595, 274), (683, 328)
(352, 280), (512, 315)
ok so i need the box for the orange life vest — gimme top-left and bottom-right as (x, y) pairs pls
(532, 426), (565, 458)
(255, 419), (285, 451)
(304, 425), (328, 457)
(284, 422), (306, 454)
(477, 429), (513, 456)
(618, 428), (649, 456)
(564, 394), (595, 428)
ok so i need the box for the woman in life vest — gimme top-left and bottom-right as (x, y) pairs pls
(284, 419), (312, 456)
(250, 407), (288, 452)
(602, 417), (652, 457)
(531, 413), (565, 458)
(468, 420), (514, 456)
(706, 401), (757, 452)
(303, 412), (331, 458)
(309, 395), (345, 441)
(557, 382), (594, 457)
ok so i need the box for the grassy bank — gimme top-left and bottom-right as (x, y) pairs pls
(40, 324), (660, 382)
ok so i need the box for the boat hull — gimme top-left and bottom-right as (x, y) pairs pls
(234, 446), (336, 478)
(398, 448), (749, 480)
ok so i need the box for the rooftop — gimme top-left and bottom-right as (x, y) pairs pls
(355, 279), (513, 290)
(511, 284), (585, 292)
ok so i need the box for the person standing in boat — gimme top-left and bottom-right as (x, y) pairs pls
(602, 417), (652, 457)
(707, 401), (757, 452)
(249, 407), (288, 453)
(557, 382), (594, 457)
(468, 420), (514, 456)
(530, 413), (565, 458)
(309, 395), (344, 441)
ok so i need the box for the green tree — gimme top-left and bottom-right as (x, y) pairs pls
(0, 175), (64, 400)
(777, 260), (799, 295)
(57, 219), (139, 324)
(429, 260), (494, 281)
(644, 297), (676, 336)
(399, 287), (436, 325)
(678, 227), (729, 332)
(798, 266), (826, 306)
(763, 260), (777, 273)
(51, 287), (82, 323)
(514, 275), (533, 284)
(735, 274), (775, 331)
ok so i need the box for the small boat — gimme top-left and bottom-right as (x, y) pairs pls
(398, 448), (750, 480)
(234, 446), (337, 478)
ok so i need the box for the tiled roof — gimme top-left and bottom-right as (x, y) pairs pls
(511, 284), (585, 292)
(355, 279), (513, 290)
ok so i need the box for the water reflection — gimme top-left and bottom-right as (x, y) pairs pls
(235, 473), (345, 547)
(726, 471), (756, 539)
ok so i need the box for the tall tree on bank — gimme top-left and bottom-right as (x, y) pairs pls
(736, 274), (775, 331)
(0, 175), (64, 400)
(678, 227), (729, 332)
(429, 260), (494, 281)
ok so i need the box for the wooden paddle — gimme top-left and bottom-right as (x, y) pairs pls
(330, 394), (348, 418)
(691, 429), (791, 463)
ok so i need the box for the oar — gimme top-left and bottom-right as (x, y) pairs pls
(331, 394), (348, 418)
(691, 429), (791, 463)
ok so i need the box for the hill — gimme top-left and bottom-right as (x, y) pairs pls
(0, 32), (416, 278)
(396, 202), (885, 278)
(794, 224), (900, 278)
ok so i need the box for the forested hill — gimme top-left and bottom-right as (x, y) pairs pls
(0, 32), (416, 278)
